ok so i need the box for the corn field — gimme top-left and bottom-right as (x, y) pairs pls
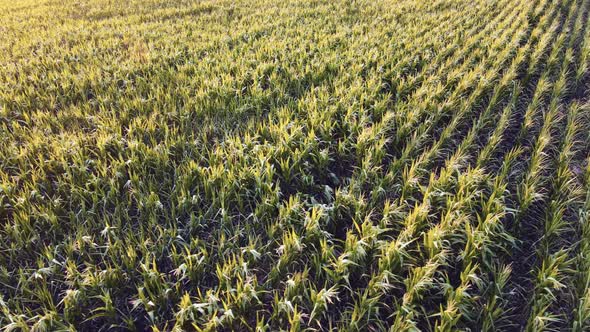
(1, 0), (590, 330)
